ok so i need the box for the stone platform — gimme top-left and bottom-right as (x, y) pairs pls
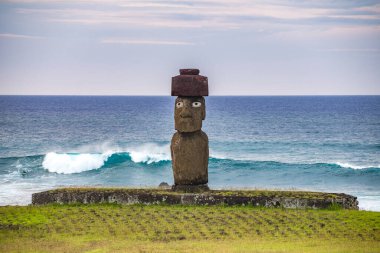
(32, 187), (359, 210)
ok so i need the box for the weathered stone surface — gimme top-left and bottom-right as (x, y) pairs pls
(32, 188), (359, 210)
(172, 75), (208, 96)
(158, 182), (170, 189)
(174, 96), (205, 133)
(171, 130), (208, 185)
(171, 69), (209, 188)
(172, 184), (209, 193)
(180, 69), (200, 75)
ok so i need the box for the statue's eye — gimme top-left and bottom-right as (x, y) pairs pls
(176, 102), (183, 108)
(192, 102), (202, 108)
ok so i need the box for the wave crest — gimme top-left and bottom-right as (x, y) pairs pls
(128, 144), (171, 164)
(42, 152), (113, 174)
(335, 162), (380, 170)
(42, 143), (171, 174)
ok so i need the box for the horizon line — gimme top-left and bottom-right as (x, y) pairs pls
(1, 94), (379, 97)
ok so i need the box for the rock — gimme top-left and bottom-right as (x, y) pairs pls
(158, 182), (170, 189)
(179, 69), (200, 75)
(32, 188), (359, 210)
(171, 130), (208, 185)
(172, 184), (209, 193)
(171, 75), (208, 96)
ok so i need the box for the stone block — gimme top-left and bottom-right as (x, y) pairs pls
(172, 69), (208, 96)
(179, 69), (200, 75)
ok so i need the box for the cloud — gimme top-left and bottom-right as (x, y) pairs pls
(101, 38), (194, 45)
(0, 33), (43, 39)
(16, 7), (240, 29)
(317, 48), (380, 53)
(12, 0), (380, 31)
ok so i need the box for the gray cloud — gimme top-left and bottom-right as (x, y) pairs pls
(101, 38), (195, 45)
(0, 33), (43, 39)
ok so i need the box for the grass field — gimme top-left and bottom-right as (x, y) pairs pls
(1, 204), (379, 252)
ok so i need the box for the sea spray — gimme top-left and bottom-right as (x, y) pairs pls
(42, 152), (114, 174)
(41, 143), (172, 173)
(128, 143), (171, 164)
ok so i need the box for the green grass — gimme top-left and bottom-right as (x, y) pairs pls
(1, 204), (379, 252)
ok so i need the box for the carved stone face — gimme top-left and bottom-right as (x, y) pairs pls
(174, 96), (205, 132)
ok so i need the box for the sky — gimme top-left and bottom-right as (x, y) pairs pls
(0, 0), (379, 95)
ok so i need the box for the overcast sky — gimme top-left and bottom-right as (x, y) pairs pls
(0, 0), (379, 95)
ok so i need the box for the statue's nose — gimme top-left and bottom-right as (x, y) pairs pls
(180, 106), (192, 118)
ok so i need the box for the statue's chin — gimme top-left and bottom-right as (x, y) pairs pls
(175, 121), (201, 133)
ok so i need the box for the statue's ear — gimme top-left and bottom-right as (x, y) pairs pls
(202, 98), (206, 120)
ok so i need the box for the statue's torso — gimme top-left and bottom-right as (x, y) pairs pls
(171, 130), (208, 185)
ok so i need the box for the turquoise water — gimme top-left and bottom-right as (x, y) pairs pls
(0, 96), (379, 210)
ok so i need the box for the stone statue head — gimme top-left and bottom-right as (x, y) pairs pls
(174, 96), (205, 132)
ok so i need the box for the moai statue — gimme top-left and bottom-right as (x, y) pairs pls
(171, 69), (209, 192)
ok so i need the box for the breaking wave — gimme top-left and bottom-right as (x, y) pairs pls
(39, 155), (380, 175)
(42, 152), (114, 174)
(335, 162), (380, 170)
(41, 144), (172, 174)
(2, 143), (378, 175)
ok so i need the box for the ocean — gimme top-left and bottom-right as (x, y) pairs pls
(0, 96), (379, 210)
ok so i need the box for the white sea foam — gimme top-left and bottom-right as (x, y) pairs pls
(210, 151), (380, 170)
(336, 162), (379, 170)
(42, 151), (113, 174)
(128, 143), (171, 164)
(357, 195), (380, 211)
